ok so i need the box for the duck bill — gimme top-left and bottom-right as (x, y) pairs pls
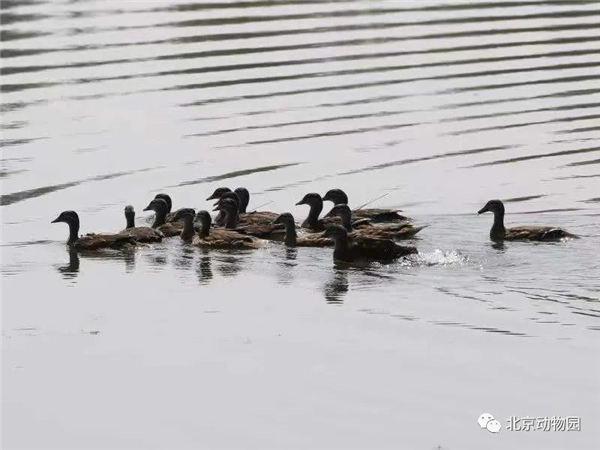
(51, 217), (61, 223)
(206, 193), (220, 201)
(322, 194), (332, 202)
(142, 206), (152, 212)
(477, 206), (488, 214)
(295, 200), (304, 206)
(212, 206), (222, 212)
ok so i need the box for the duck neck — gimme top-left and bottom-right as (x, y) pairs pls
(125, 214), (135, 229)
(198, 220), (211, 238)
(339, 212), (353, 232)
(332, 235), (350, 261)
(67, 220), (80, 245)
(306, 201), (323, 227)
(238, 196), (248, 213)
(283, 222), (297, 246)
(223, 209), (238, 229)
(180, 216), (195, 242)
(491, 210), (506, 240)
(152, 208), (167, 228)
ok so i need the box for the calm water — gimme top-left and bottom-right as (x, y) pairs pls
(2, 1), (599, 449)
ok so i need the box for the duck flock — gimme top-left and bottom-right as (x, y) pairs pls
(51, 187), (578, 263)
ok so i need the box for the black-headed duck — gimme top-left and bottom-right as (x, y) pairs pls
(174, 209), (261, 249)
(143, 198), (184, 237)
(323, 188), (411, 223)
(295, 193), (337, 231)
(324, 204), (424, 239)
(478, 199), (578, 241)
(207, 187), (233, 226)
(120, 205), (163, 243)
(272, 213), (332, 247)
(52, 211), (136, 250)
(322, 225), (417, 262)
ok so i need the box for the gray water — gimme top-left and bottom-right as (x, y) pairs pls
(1, 1), (599, 449)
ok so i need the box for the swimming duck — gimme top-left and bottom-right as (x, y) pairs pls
(119, 205), (163, 243)
(52, 211), (136, 250)
(215, 196), (284, 239)
(206, 187), (233, 226)
(155, 193), (187, 223)
(324, 204), (425, 239)
(272, 213), (332, 247)
(323, 188), (411, 222)
(174, 208), (261, 249)
(142, 198), (184, 237)
(478, 199), (578, 241)
(295, 193), (340, 231)
(235, 187), (279, 224)
(322, 225), (417, 262)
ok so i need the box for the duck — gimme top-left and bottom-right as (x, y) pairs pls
(322, 225), (417, 262)
(271, 213), (332, 247)
(142, 198), (184, 237)
(206, 187), (234, 226)
(323, 188), (411, 223)
(155, 193), (190, 224)
(234, 187), (280, 225)
(215, 196), (284, 240)
(295, 193), (340, 231)
(51, 211), (136, 250)
(478, 199), (578, 242)
(174, 208), (261, 249)
(119, 205), (163, 243)
(324, 204), (425, 239)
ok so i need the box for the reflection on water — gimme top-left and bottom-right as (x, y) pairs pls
(323, 268), (349, 305)
(56, 248), (79, 281)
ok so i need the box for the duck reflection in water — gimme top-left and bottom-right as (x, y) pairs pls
(196, 251), (213, 285)
(215, 254), (243, 278)
(323, 267), (349, 305)
(57, 247), (80, 280)
(174, 245), (195, 271)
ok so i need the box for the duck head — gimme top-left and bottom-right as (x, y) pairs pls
(124, 205), (136, 229)
(272, 212), (295, 227)
(206, 187), (231, 201)
(322, 189), (349, 205)
(52, 210), (80, 244)
(143, 198), (169, 228)
(324, 203), (353, 231)
(195, 210), (212, 237)
(213, 191), (240, 209)
(234, 187), (250, 213)
(321, 224), (348, 240)
(154, 193), (173, 214)
(478, 199), (505, 215)
(172, 208), (196, 222)
(295, 193), (323, 207)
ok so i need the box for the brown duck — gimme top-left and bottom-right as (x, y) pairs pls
(324, 204), (425, 239)
(119, 205), (163, 243)
(478, 199), (578, 242)
(215, 196), (284, 240)
(323, 188), (411, 223)
(272, 213), (332, 247)
(322, 225), (417, 262)
(52, 211), (136, 250)
(174, 208), (261, 249)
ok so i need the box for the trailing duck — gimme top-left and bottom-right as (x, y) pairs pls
(478, 199), (578, 242)
(174, 208), (261, 249)
(322, 225), (417, 263)
(52, 211), (136, 250)
(271, 213), (332, 247)
(216, 196), (284, 239)
(324, 204), (424, 239)
(119, 205), (163, 243)
(323, 188), (411, 223)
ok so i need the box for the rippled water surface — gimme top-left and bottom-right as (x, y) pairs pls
(2, 1), (599, 449)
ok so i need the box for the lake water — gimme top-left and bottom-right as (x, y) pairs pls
(1, 1), (599, 449)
